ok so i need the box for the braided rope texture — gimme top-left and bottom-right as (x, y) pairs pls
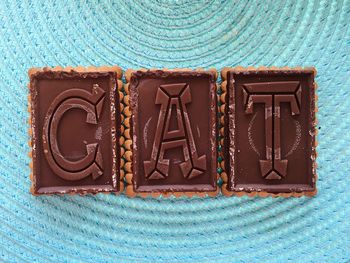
(0, 0), (349, 262)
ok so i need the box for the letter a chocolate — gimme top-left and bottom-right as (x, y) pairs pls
(125, 69), (218, 197)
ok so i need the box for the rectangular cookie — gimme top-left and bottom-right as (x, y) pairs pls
(221, 67), (317, 197)
(28, 66), (124, 195)
(124, 69), (219, 197)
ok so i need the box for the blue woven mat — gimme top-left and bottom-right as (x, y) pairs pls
(0, 1), (349, 262)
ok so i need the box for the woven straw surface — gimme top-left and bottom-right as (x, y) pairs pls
(0, 0), (349, 262)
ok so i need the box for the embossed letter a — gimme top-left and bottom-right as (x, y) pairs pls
(144, 83), (207, 180)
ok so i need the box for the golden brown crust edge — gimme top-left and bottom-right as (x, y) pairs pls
(125, 68), (219, 198)
(220, 66), (318, 198)
(28, 66), (124, 195)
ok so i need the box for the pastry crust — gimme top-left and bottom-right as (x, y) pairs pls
(220, 66), (318, 197)
(28, 66), (124, 195)
(125, 68), (219, 198)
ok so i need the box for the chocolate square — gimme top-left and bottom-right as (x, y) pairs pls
(222, 68), (317, 196)
(29, 67), (122, 195)
(127, 70), (218, 196)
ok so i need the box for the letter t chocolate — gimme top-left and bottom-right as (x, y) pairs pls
(221, 67), (317, 197)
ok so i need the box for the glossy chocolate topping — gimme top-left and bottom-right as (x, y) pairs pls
(30, 69), (120, 195)
(224, 69), (316, 194)
(129, 70), (217, 193)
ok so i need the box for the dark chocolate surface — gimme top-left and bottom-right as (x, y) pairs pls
(225, 69), (316, 194)
(30, 70), (120, 194)
(130, 70), (217, 193)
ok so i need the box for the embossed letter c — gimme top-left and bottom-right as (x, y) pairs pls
(42, 85), (105, 181)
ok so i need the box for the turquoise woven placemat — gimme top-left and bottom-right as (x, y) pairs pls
(0, 0), (349, 262)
